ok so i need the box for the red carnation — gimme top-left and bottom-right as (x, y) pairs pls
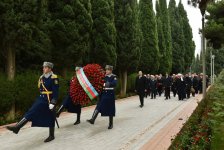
(70, 64), (105, 105)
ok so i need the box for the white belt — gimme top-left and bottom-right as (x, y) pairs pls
(103, 88), (114, 90)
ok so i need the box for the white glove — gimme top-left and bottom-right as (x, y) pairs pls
(49, 104), (55, 110)
(105, 82), (110, 88)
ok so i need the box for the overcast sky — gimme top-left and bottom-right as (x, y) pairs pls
(151, 0), (202, 56)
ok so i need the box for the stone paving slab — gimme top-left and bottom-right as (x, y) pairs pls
(0, 94), (199, 150)
(140, 95), (202, 150)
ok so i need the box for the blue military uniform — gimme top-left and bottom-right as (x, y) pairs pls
(61, 81), (81, 114)
(6, 62), (59, 143)
(87, 65), (117, 129)
(62, 95), (81, 114)
(24, 73), (59, 127)
(97, 74), (117, 116)
(56, 80), (81, 125)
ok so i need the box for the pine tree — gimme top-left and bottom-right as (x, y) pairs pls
(139, 0), (159, 73)
(158, 0), (172, 74)
(115, 0), (141, 96)
(90, 0), (117, 67)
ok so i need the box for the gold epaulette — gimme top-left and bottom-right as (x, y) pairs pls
(51, 74), (58, 79)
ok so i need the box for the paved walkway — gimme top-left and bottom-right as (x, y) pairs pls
(0, 94), (201, 150)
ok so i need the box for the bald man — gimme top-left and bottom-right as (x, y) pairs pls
(135, 71), (147, 108)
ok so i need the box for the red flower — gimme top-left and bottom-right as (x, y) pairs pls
(70, 64), (105, 105)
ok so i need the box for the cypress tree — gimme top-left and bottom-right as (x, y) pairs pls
(0, 0), (51, 120)
(48, 0), (92, 76)
(115, 0), (141, 96)
(139, 0), (159, 73)
(0, 0), (51, 80)
(156, 0), (165, 74)
(168, 0), (185, 73)
(158, 0), (172, 74)
(178, 1), (195, 70)
(90, 0), (117, 67)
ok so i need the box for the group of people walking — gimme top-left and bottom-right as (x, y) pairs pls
(6, 62), (117, 142)
(5, 62), (209, 143)
(135, 71), (209, 107)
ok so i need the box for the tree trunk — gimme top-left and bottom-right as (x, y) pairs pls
(62, 67), (67, 78)
(6, 46), (16, 120)
(120, 70), (127, 97)
(6, 46), (15, 81)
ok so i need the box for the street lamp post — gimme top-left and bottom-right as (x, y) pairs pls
(188, 0), (210, 99)
(212, 55), (215, 83)
(210, 50), (212, 84)
(202, 12), (207, 99)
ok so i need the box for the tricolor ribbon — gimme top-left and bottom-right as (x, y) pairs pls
(76, 68), (99, 100)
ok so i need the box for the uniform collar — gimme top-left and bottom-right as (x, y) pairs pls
(106, 73), (113, 77)
(43, 71), (53, 78)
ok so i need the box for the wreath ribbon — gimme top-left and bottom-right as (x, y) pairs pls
(76, 68), (99, 100)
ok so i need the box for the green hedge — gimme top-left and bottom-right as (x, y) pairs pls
(169, 70), (224, 150)
(0, 72), (137, 125)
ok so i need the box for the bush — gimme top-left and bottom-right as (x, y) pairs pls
(0, 74), (15, 114)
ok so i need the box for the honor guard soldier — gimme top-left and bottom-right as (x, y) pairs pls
(87, 65), (117, 129)
(56, 78), (81, 125)
(6, 62), (59, 143)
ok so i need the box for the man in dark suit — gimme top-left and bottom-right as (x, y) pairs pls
(192, 74), (199, 96)
(135, 71), (147, 108)
(150, 75), (157, 99)
(145, 74), (151, 98)
(185, 73), (192, 99)
(171, 74), (177, 97)
(163, 73), (172, 100)
(157, 76), (163, 96)
(176, 74), (186, 100)
(198, 74), (203, 94)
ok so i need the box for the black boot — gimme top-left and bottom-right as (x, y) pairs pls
(87, 109), (99, 125)
(74, 113), (81, 125)
(6, 118), (28, 134)
(108, 116), (113, 129)
(44, 127), (55, 143)
(56, 105), (64, 118)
